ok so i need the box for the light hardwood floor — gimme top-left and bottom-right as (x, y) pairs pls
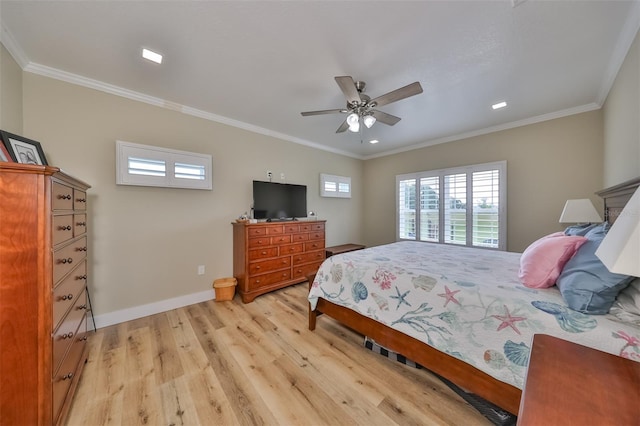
(66, 283), (491, 425)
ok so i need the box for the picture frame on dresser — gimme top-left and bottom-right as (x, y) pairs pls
(0, 130), (48, 165)
(0, 139), (12, 162)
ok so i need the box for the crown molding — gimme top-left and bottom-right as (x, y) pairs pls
(0, 21), (29, 68)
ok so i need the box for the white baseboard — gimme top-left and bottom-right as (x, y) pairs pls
(92, 289), (216, 329)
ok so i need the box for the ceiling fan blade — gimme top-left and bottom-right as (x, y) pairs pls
(370, 82), (423, 108)
(336, 119), (349, 133)
(372, 110), (401, 126)
(335, 76), (362, 104)
(301, 108), (347, 116)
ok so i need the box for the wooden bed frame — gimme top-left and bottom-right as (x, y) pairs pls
(308, 176), (640, 415)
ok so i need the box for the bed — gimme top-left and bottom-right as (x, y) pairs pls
(307, 177), (640, 415)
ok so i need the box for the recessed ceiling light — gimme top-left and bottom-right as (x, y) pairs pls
(142, 48), (163, 64)
(369, 139), (379, 144)
(492, 101), (507, 110)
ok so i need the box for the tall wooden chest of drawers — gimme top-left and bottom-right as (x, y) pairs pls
(0, 163), (90, 425)
(233, 220), (326, 302)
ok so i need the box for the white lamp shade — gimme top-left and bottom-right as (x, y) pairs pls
(595, 187), (640, 276)
(559, 199), (602, 223)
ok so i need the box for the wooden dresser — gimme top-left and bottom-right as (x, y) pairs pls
(0, 163), (91, 425)
(233, 220), (326, 302)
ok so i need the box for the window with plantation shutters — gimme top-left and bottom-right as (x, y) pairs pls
(116, 140), (212, 190)
(396, 161), (506, 250)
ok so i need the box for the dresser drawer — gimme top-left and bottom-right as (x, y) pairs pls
(293, 250), (325, 265)
(74, 213), (87, 237)
(271, 234), (292, 245)
(52, 182), (74, 210)
(293, 260), (324, 280)
(310, 223), (325, 232)
(53, 215), (74, 246)
(53, 237), (88, 284)
(308, 231), (324, 241)
(280, 243), (303, 255)
(249, 257), (290, 275)
(247, 227), (267, 237)
(265, 225), (284, 235)
(52, 315), (87, 424)
(292, 233), (309, 242)
(53, 290), (87, 375)
(248, 247), (278, 261)
(305, 240), (325, 252)
(248, 236), (270, 248)
(73, 190), (87, 211)
(284, 224), (299, 233)
(248, 270), (291, 290)
(53, 261), (87, 329)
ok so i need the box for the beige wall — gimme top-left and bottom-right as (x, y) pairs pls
(362, 111), (604, 253)
(22, 73), (363, 316)
(603, 30), (640, 187)
(0, 43), (23, 134)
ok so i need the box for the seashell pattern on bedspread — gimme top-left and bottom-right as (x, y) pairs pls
(308, 241), (640, 389)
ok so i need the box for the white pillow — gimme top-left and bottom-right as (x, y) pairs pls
(615, 277), (640, 315)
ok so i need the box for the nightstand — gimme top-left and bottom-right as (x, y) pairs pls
(517, 334), (640, 425)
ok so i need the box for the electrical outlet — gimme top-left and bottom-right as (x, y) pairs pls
(197, 265), (205, 275)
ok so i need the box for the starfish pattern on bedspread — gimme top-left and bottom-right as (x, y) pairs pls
(438, 285), (461, 307)
(491, 305), (527, 335)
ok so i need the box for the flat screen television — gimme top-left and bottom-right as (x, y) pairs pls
(252, 180), (307, 220)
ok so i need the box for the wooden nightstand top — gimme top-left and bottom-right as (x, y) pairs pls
(517, 334), (640, 425)
(325, 244), (365, 257)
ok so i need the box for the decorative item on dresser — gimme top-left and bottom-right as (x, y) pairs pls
(233, 220), (326, 303)
(0, 163), (91, 425)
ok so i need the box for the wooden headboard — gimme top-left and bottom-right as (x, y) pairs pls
(596, 176), (640, 224)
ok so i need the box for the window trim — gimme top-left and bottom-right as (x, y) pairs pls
(396, 161), (507, 250)
(320, 173), (352, 198)
(116, 140), (212, 190)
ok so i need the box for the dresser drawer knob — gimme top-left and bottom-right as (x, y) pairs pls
(76, 274), (87, 280)
(61, 294), (74, 301)
(78, 304), (88, 310)
(282, 260), (287, 264)
(58, 225), (72, 231)
(62, 372), (74, 380)
(76, 222), (86, 226)
(62, 332), (74, 339)
(261, 251), (267, 255)
(82, 336), (88, 341)
(256, 266), (261, 270)
(60, 257), (73, 264)
(76, 247), (87, 252)
(58, 194), (72, 200)
(76, 198), (86, 203)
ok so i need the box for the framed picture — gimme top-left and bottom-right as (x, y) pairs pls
(0, 139), (12, 162)
(0, 130), (48, 165)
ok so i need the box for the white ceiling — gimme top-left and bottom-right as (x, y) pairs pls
(2, 1), (639, 159)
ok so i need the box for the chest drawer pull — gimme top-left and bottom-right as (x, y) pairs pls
(61, 332), (74, 339)
(59, 258), (73, 264)
(61, 294), (74, 301)
(58, 194), (72, 200)
(76, 198), (86, 203)
(62, 373), (74, 380)
(76, 247), (87, 252)
(76, 221), (86, 226)
(78, 304), (88, 310)
(76, 274), (87, 280)
(58, 225), (72, 231)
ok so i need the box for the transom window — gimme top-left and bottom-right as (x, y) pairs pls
(116, 140), (212, 190)
(396, 161), (506, 250)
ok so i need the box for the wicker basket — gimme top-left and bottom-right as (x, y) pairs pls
(213, 277), (237, 301)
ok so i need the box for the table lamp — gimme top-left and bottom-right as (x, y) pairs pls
(559, 199), (602, 224)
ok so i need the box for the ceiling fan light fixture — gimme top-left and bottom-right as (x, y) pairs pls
(363, 114), (376, 128)
(348, 121), (360, 132)
(346, 112), (359, 126)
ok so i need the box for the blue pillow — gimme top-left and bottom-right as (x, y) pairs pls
(556, 224), (633, 314)
(563, 223), (600, 236)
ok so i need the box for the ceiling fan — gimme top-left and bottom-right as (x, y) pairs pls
(301, 76), (423, 133)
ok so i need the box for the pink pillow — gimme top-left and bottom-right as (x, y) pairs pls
(519, 232), (587, 288)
